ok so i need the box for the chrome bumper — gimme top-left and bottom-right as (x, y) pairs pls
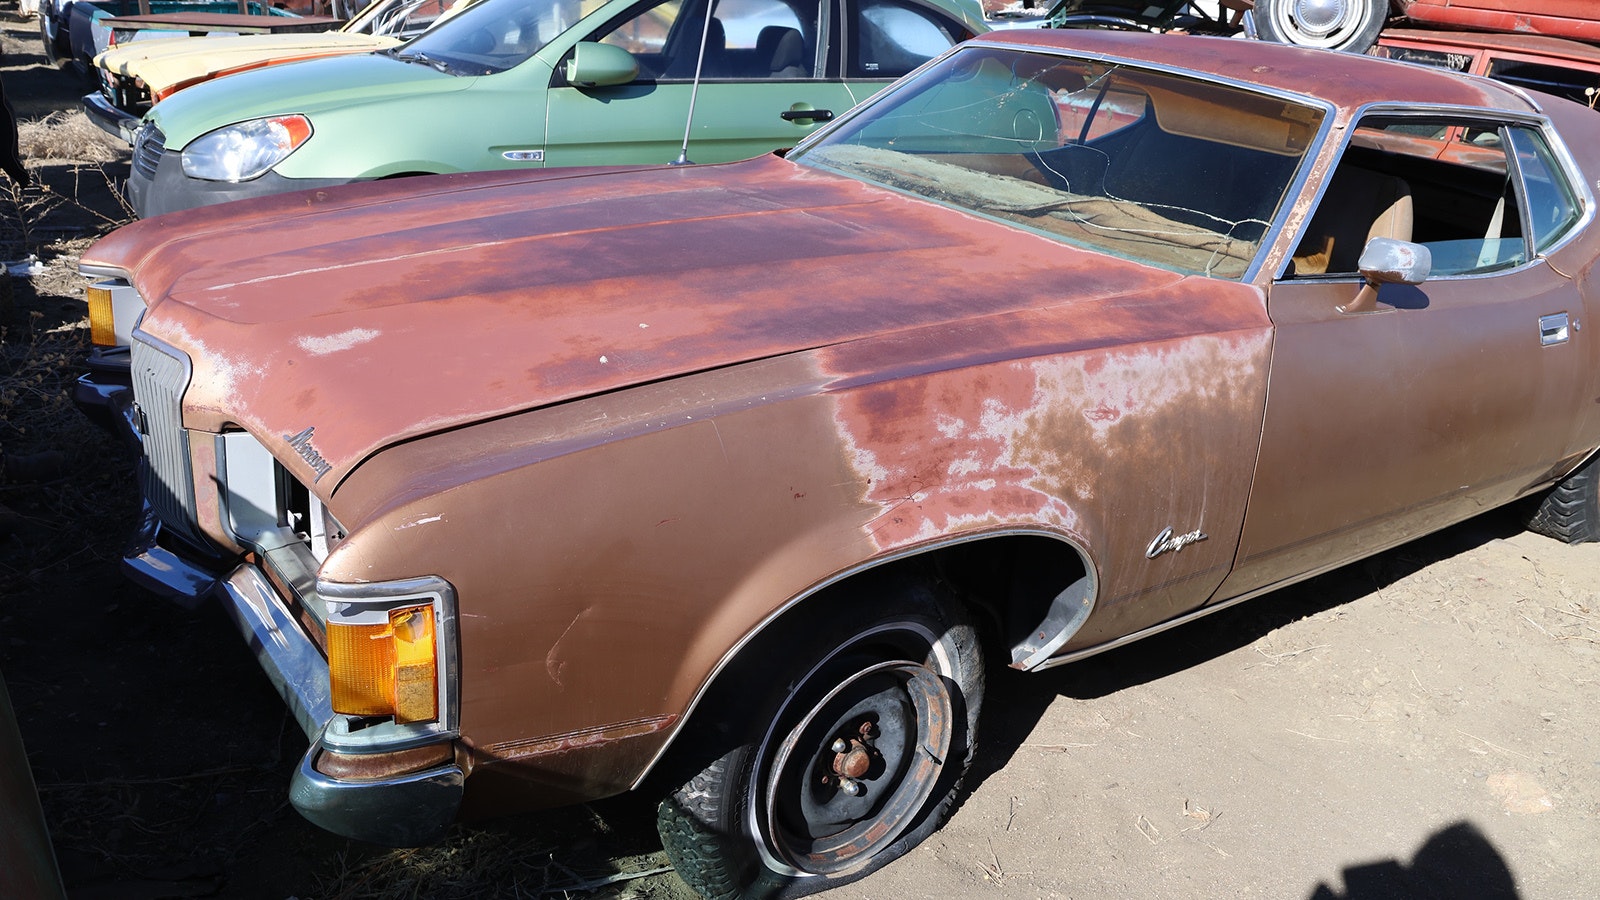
(291, 748), (463, 847)
(122, 503), (219, 610)
(124, 508), (464, 845)
(72, 348), (141, 452)
(81, 92), (139, 146)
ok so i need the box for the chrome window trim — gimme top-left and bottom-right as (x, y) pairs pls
(1516, 120), (1595, 258)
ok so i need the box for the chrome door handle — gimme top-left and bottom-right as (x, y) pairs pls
(1540, 313), (1570, 346)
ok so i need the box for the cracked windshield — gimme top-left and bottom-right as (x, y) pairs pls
(791, 46), (1326, 279)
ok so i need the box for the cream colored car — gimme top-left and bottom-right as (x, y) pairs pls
(83, 0), (463, 143)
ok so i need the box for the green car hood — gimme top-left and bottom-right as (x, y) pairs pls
(148, 52), (473, 148)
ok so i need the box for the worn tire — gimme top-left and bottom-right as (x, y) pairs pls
(657, 574), (984, 899)
(1525, 454), (1600, 544)
(1256, 0), (1388, 54)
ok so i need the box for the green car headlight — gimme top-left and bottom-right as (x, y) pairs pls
(181, 115), (313, 183)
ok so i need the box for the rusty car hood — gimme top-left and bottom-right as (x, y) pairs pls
(91, 155), (1196, 489)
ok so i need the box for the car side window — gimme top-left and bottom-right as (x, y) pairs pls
(598, 0), (822, 81)
(1289, 116), (1528, 279)
(597, 0), (686, 78)
(844, 0), (968, 80)
(1507, 125), (1582, 254)
(1487, 56), (1600, 108)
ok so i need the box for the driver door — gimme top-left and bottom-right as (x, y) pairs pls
(544, 0), (840, 167)
(1216, 113), (1593, 600)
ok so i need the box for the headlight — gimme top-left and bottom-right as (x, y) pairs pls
(180, 115), (312, 183)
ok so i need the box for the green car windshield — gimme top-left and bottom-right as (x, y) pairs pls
(789, 45), (1326, 279)
(396, 0), (590, 75)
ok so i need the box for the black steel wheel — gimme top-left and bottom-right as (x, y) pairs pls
(658, 576), (983, 899)
(1256, 0), (1388, 54)
(1525, 454), (1600, 544)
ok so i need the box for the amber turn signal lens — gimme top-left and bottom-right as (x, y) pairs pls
(328, 604), (439, 724)
(87, 286), (115, 347)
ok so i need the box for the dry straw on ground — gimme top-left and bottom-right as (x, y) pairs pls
(16, 110), (122, 164)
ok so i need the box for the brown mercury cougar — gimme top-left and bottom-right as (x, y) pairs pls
(80, 28), (1600, 899)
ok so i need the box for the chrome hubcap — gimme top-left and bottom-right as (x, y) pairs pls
(1294, 0), (1348, 36)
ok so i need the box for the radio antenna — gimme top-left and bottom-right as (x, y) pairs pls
(671, 1), (717, 165)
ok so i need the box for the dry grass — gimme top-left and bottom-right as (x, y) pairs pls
(309, 822), (676, 900)
(0, 111), (136, 592)
(17, 110), (123, 165)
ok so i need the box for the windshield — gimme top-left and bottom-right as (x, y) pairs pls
(790, 46), (1326, 279)
(397, 0), (593, 75)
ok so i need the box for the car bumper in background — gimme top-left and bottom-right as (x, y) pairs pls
(128, 147), (355, 218)
(81, 92), (139, 145)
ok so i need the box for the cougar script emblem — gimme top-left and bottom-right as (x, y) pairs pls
(283, 427), (333, 483)
(1146, 525), (1207, 559)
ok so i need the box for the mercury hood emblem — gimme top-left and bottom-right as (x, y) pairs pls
(283, 426), (333, 482)
(1147, 525), (1207, 559)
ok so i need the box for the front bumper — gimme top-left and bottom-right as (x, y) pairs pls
(81, 91), (139, 146)
(128, 147), (356, 218)
(71, 347), (140, 452)
(124, 507), (464, 845)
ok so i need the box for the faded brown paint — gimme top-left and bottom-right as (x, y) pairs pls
(313, 274), (1270, 788)
(95, 156), (1202, 493)
(317, 742), (454, 781)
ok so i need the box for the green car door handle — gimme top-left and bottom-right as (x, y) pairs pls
(780, 108), (834, 123)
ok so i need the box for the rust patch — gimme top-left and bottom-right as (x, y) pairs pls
(480, 715), (676, 760)
(836, 331), (1271, 551)
(315, 742), (454, 782)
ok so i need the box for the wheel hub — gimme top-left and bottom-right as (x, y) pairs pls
(1293, 0), (1348, 36)
(762, 659), (953, 875)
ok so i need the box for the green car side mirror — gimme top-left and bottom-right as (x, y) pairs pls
(565, 42), (640, 88)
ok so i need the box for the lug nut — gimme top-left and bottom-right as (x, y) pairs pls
(837, 776), (864, 796)
(831, 738), (849, 754)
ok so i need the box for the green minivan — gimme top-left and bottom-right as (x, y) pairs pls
(127, 0), (989, 216)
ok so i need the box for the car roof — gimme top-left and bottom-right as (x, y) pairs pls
(976, 29), (1541, 117)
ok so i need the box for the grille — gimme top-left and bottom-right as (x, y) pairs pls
(131, 334), (200, 544)
(131, 123), (166, 182)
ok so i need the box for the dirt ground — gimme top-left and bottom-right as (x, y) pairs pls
(2, 7), (1597, 899)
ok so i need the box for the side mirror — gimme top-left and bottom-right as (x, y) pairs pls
(1340, 237), (1432, 314)
(565, 42), (639, 89)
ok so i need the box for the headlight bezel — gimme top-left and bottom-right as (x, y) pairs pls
(319, 576), (461, 753)
(180, 114), (314, 183)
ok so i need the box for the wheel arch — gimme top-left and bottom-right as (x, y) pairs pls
(632, 528), (1096, 791)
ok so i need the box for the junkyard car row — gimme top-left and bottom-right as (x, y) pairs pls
(120, 0), (990, 216)
(61, 11), (1600, 894)
(83, 0), (462, 144)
